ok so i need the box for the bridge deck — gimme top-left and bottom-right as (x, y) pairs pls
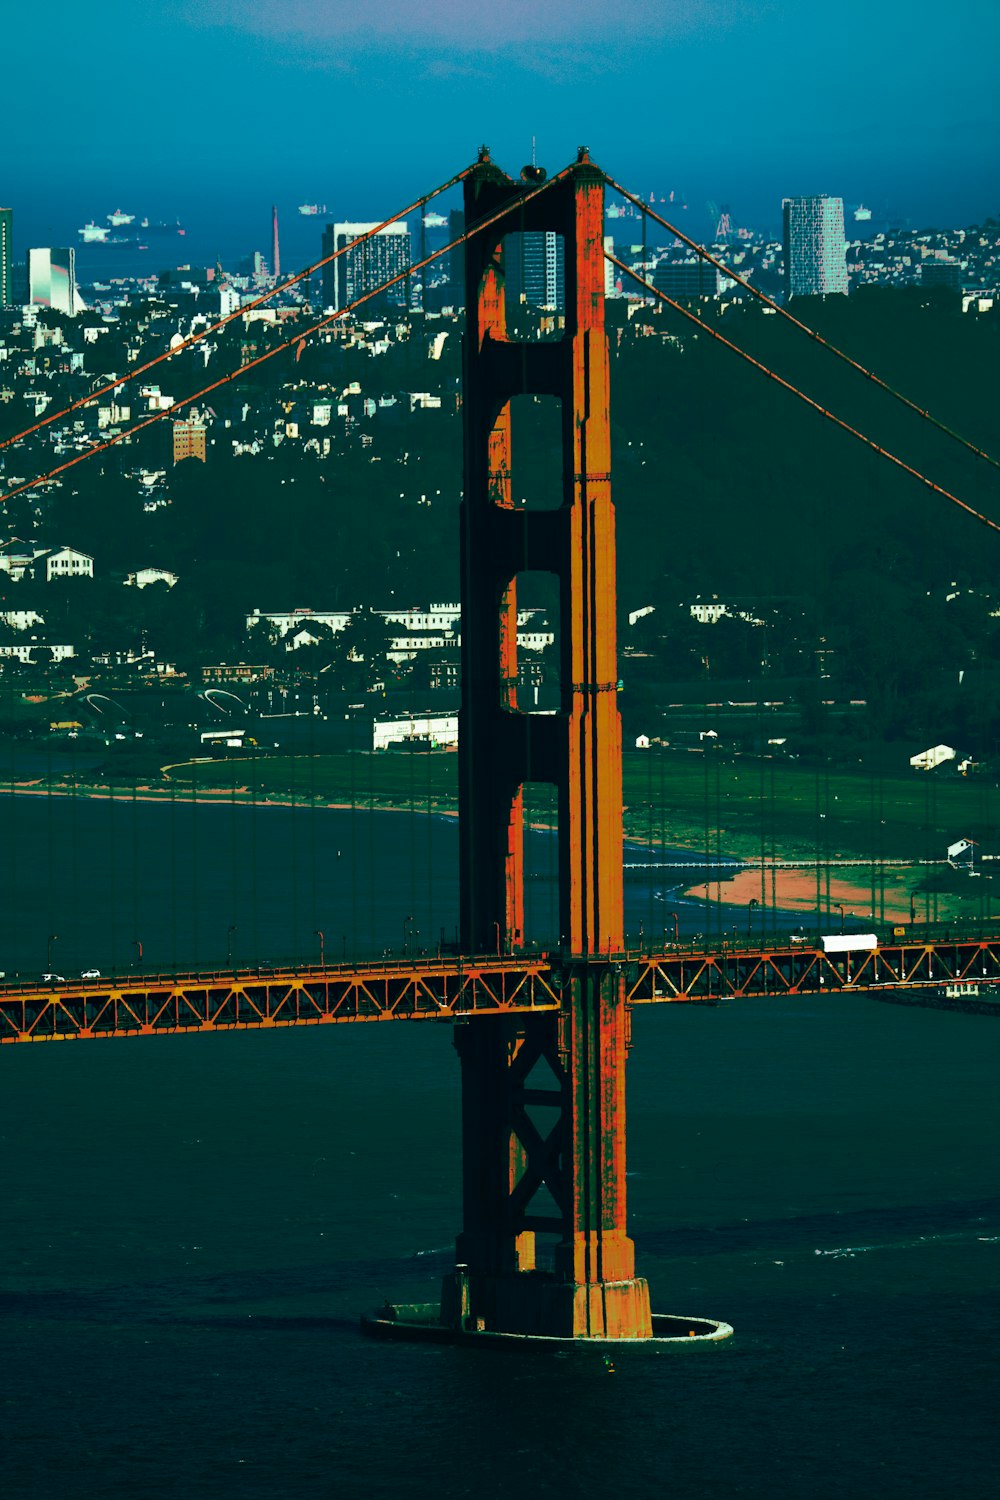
(2, 936), (998, 1042)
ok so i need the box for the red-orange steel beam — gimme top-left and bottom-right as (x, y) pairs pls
(0, 955), (562, 1043)
(3, 935), (997, 1042)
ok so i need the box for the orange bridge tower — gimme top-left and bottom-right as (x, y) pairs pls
(448, 147), (651, 1339)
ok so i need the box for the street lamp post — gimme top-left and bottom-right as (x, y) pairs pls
(315, 929), (325, 968)
(747, 897), (759, 937)
(133, 938), (143, 970)
(835, 902), (845, 934)
(46, 934), (58, 973)
(227, 924), (237, 970)
(403, 915), (413, 957)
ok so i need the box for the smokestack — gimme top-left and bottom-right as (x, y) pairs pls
(271, 204), (280, 280)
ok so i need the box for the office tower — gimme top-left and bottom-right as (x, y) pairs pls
(271, 205), (280, 281)
(604, 236), (617, 299)
(26, 247), (79, 315)
(782, 196), (848, 298)
(505, 230), (564, 312)
(321, 222), (411, 312)
(653, 257), (719, 298)
(0, 209), (11, 306)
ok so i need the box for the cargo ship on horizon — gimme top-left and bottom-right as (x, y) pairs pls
(78, 215), (185, 244)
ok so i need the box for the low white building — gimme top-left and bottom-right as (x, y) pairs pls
(375, 603), (462, 633)
(909, 744), (956, 771)
(246, 606), (353, 639)
(125, 567), (178, 589)
(0, 642), (75, 663)
(373, 714), (458, 751)
(0, 539), (39, 580)
(0, 541), (93, 582)
(1, 608), (44, 631)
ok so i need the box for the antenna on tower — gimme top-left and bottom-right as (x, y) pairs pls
(531, 135), (537, 168)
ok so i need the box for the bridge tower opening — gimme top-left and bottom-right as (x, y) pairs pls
(443, 148), (651, 1339)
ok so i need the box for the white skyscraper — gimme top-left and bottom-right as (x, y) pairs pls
(26, 247), (79, 315)
(321, 222), (411, 312)
(782, 196), (848, 298)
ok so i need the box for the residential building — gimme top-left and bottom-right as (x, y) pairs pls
(782, 196), (848, 298)
(42, 546), (93, 581)
(173, 419), (206, 463)
(0, 539), (39, 581)
(321, 222), (411, 312)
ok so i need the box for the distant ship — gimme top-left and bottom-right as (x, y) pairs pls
(298, 204), (328, 217)
(139, 218), (186, 236)
(853, 205), (872, 222)
(79, 212), (182, 244)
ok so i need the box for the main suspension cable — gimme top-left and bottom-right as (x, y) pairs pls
(0, 163), (479, 456)
(608, 253), (1000, 538)
(603, 172), (1000, 476)
(3, 168), (570, 504)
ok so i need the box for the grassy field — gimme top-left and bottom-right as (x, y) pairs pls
(152, 747), (1000, 869)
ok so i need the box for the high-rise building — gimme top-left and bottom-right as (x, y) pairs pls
(505, 231), (565, 312)
(26, 246), (79, 315)
(321, 222), (411, 312)
(782, 196), (848, 299)
(0, 209), (11, 307)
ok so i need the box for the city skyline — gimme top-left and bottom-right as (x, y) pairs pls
(2, 0), (998, 252)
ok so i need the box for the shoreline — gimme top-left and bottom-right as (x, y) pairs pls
(1, 775), (944, 925)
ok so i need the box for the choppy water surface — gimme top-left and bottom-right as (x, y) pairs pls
(1, 797), (997, 1498)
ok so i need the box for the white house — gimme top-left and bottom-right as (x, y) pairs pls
(43, 547), (94, 581)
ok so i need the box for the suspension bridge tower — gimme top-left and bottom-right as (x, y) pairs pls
(442, 146), (650, 1339)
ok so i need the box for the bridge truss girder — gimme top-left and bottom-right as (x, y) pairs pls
(4, 938), (997, 1044)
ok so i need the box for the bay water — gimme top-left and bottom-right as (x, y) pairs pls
(1, 794), (997, 1498)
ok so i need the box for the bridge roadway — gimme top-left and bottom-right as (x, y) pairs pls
(2, 932), (998, 1043)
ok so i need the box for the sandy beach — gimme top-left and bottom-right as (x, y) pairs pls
(704, 866), (914, 924)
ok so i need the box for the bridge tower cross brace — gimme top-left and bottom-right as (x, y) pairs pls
(448, 150), (652, 1339)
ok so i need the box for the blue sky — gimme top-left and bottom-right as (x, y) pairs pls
(4, 0), (998, 259)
